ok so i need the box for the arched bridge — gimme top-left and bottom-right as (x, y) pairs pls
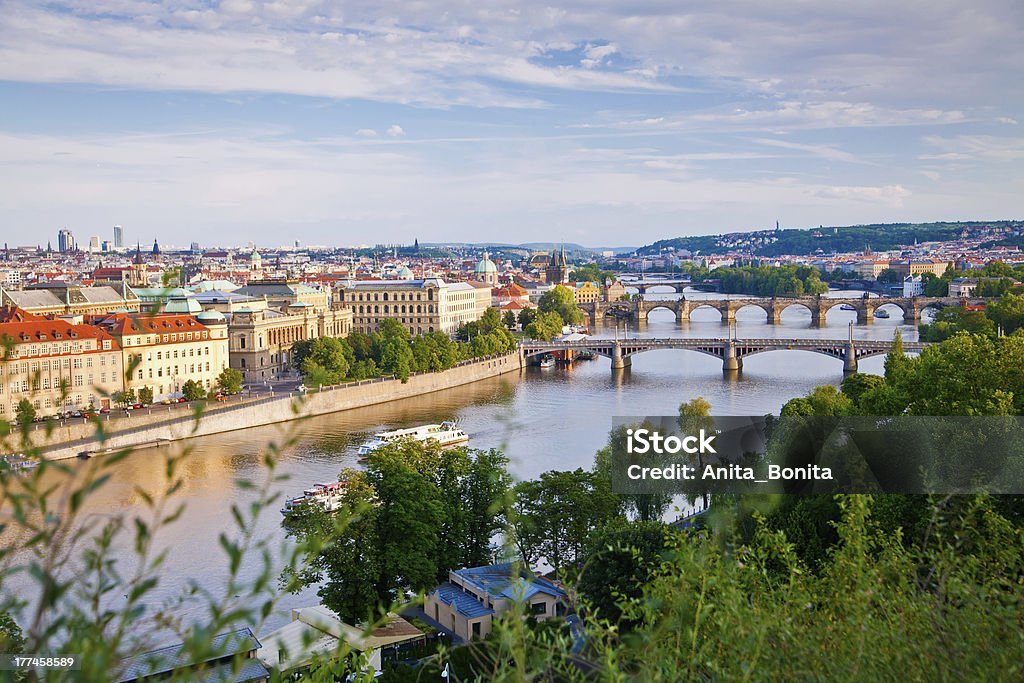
(521, 336), (930, 374)
(580, 295), (961, 327)
(617, 277), (692, 294)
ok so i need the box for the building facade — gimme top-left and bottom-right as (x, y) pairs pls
(425, 564), (567, 642)
(95, 313), (230, 401)
(0, 308), (122, 417)
(228, 306), (352, 382)
(572, 281), (601, 304)
(335, 278), (491, 336)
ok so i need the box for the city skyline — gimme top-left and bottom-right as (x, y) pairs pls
(0, 1), (1021, 247)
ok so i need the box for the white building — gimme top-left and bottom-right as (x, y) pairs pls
(902, 275), (923, 297)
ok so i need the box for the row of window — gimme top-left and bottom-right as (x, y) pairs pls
(347, 290), (435, 302)
(1, 356), (116, 374)
(129, 346), (212, 363)
(8, 340), (97, 357)
(123, 331), (210, 346)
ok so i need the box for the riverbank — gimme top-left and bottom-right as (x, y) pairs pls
(18, 353), (523, 461)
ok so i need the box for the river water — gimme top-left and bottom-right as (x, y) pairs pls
(2, 289), (923, 638)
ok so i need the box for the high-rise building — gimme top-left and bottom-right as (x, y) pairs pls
(113, 225), (124, 248)
(57, 228), (76, 253)
(88, 235), (100, 252)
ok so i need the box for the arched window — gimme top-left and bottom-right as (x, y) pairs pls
(383, 305), (389, 314)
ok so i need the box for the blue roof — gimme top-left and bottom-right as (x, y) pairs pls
(454, 563), (566, 602)
(432, 582), (494, 619)
(114, 627), (263, 682)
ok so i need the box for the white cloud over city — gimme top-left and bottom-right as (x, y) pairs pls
(0, 0), (1020, 246)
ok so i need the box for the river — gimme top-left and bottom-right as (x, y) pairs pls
(1, 289), (923, 639)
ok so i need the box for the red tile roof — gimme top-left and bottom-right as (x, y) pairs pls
(97, 313), (210, 337)
(0, 317), (119, 352)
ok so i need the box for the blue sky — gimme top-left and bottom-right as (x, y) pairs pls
(0, 1), (1021, 248)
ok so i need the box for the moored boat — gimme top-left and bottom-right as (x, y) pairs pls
(280, 481), (347, 515)
(875, 309), (890, 318)
(356, 421), (469, 457)
(539, 356), (556, 369)
(840, 303), (857, 311)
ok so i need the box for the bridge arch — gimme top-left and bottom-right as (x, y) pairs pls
(732, 302), (771, 319)
(873, 301), (908, 318)
(777, 301), (815, 317)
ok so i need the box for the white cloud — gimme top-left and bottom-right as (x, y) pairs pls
(355, 128), (378, 137)
(921, 135), (1024, 161)
(386, 125), (405, 137)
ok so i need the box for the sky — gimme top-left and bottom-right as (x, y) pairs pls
(0, 1), (1021, 249)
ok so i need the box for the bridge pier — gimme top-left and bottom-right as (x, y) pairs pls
(611, 342), (632, 371)
(843, 343), (858, 374)
(723, 341), (742, 373)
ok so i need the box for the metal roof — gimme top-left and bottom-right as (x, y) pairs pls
(114, 627), (262, 682)
(432, 582), (494, 619)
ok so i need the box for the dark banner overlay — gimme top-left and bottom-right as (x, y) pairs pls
(609, 416), (1024, 495)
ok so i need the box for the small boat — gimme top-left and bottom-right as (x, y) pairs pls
(356, 421), (469, 457)
(840, 303), (857, 311)
(539, 356), (556, 369)
(1, 455), (38, 473)
(875, 309), (890, 319)
(281, 481), (347, 515)
(577, 350), (595, 361)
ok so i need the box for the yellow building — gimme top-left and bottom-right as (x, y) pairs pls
(889, 260), (950, 278)
(335, 277), (491, 336)
(95, 313), (229, 401)
(228, 306), (353, 382)
(0, 307), (123, 417)
(573, 281), (601, 304)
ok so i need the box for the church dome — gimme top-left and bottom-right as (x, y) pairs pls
(396, 266), (415, 280)
(474, 252), (498, 274)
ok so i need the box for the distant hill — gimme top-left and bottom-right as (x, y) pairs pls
(423, 242), (637, 255)
(636, 221), (1024, 257)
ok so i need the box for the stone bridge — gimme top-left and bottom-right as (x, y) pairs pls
(579, 295), (961, 327)
(521, 336), (930, 375)
(617, 277), (692, 294)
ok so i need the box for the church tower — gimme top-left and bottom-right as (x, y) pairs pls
(545, 245), (568, 285)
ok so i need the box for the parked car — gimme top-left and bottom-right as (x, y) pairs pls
(131, 403), (143, 410)
(176, 397), (187, 403)
(215, 394), (228, 402)
(99, 407), (111, 414)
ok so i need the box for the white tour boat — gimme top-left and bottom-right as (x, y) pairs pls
(539, 356), (556, 369)
(356, 421), (469, 457)
(280, 481), (347, 515)
(875, 309), (890, 319)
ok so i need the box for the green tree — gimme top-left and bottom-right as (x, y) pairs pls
(678, 397), (715, 509)
(518, 308), (538, 329)
(525, 311), (565, 341)
(538, 285), (584, 325)
(876, 268), (901, 283)
(181, 380), (206, 402)
(987, 291), (1024, 335)
(216, 367), (244, 395)
(113, 388), (137, 409)
(0, 611), (25, 654)
(300, 337), (352, 385)
(512, 469), (622, 570)
(577, 522), (670, 625)
(137, 385), (154, 405)
(502, 310), (518, 330)
(375, 320), (415, 382)
(15, 398), (35, 428)
(283, 470), (383, 624)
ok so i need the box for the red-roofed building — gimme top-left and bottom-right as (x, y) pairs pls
(1, 311), (123, 417)
(93, 313), (229, 401)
